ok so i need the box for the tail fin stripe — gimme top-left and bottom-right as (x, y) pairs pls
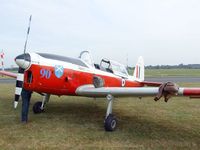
(133, 56), (144, 82)
(136, 66), (138, 78)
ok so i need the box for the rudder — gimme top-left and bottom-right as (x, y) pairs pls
(133, 56), (144, 82)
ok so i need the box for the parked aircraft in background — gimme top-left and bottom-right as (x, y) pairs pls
(0, 50), (4, 71)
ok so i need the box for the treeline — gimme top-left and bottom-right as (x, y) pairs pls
(146, 64), (200, 69)
(128, 64), (200, 70)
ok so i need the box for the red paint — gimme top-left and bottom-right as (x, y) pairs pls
(136, 65), (138, 78)
(23, 64), (143, 96)
(0, 52), (4, 58)
(183, 88), (200, 96)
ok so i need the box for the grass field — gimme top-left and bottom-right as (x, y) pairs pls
(145, 69), (200, 77)
(0, 83), (200, 149)
(127, 69), (200, 77)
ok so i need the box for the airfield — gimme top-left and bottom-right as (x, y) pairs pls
(0, 69), (200, 149)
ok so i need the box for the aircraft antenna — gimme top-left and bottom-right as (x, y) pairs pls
(23, 15), (32, 54)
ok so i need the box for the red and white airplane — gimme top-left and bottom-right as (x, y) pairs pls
(1, 16), (200, 131)
(1, 50), (200, 131)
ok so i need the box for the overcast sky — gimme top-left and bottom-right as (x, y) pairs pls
(1, 0), (200, 68)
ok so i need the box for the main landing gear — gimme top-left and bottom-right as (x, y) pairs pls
(104, 94), (117, 131)
(32, 93), (117, 131)
(33, 94), (50, 114)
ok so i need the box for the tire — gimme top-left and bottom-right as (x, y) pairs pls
(33, 101), (44, 114)
(104, 114), (117, 131)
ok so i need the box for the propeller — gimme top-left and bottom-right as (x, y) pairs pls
(14, 15), (32, 109)
(23, 15), (32, 55)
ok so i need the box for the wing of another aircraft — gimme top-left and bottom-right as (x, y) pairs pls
(0, 70), (17, 78)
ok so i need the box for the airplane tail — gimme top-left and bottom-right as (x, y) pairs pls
(133, 56), (144, 82)
(0, 50), (4, 71)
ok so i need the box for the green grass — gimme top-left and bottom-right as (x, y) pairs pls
(145, 69), (200, 77)
(127, 68), (200, 77)
(0, 83), (200, 149)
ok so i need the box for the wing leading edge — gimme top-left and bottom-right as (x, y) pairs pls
(76, 84), (160, 97)
(0, 71), (17, 78)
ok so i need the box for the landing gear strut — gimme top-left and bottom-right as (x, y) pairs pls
(33, 94), (50, 114)
(104, 94), (117, 131)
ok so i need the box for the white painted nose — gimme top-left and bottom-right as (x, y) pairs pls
(15, 53), (31, 69)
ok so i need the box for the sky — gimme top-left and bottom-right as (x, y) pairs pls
(1, 0), (200, 68)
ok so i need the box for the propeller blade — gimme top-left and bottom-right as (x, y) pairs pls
(14, 15), (32, 109)
(14, 67), (24, 108)
(23, 15), (32, 55)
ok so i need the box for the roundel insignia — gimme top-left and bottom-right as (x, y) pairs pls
(122, 78), (126, 87)
(55, 65), (64, 78)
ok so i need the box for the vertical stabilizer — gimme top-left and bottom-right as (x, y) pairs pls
(133, 56), (144, 82)
(0, 50), (4, 72)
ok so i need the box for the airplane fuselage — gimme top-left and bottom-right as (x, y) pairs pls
(4, 51), (200, 131)
(21, 53), (144, 96)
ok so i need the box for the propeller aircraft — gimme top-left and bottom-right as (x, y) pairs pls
(1, 50), (200, 131)
(1, 16), (200, 131)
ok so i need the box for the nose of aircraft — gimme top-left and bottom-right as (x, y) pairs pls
(15, 53), (31, 69)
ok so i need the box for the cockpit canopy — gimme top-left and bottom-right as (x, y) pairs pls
(79, 51), (129, 78)
(100, 59), (128, 78)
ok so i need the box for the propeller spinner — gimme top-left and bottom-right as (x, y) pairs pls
(15, 53), (31, 69)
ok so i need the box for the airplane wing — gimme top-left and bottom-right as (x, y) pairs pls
(76, 84), (160, 97)
(76, 84), (200, 100)
(0, 70), (17, 78)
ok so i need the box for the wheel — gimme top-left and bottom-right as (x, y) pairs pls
(104, 114), (117, 131)
(33, 101), (44, 114)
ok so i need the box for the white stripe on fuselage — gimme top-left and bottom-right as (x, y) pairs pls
(29, 52), (135, 82)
